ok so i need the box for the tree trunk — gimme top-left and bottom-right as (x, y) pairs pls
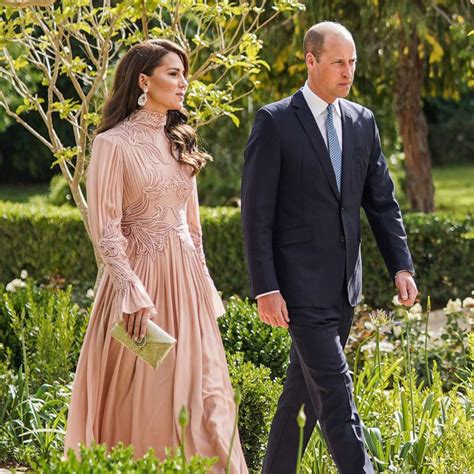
(394, 27), (435, 212)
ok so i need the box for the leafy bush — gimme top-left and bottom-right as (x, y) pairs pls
(0, 281), (90, 387)
(219, 296), (290, 380)
(46, 174), (87, 207)
(35, 443), (217, 473)
(227, 351), (282, 472)
(0, 368), (71, 466)
(47, 174), (73, 207)
(0, 202), (472, 308)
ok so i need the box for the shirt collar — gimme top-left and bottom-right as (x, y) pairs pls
(302, 81), (341, 118)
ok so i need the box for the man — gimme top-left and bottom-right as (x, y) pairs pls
(241, 22), (418, 474)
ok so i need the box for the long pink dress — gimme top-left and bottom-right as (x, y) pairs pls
(64, 109), (248, 473)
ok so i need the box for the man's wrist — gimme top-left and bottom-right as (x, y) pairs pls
(256, 290), (280, 299)
(395, 269), (415, 279)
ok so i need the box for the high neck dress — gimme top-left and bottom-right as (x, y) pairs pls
(64, 109), (248, 473)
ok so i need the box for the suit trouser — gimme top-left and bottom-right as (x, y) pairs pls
(261, 289), (374, 474)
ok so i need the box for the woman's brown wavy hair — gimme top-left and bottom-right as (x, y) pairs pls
(96, 39), (211, 175)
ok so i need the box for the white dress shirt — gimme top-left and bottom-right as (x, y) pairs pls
(302, 81), (343, 150)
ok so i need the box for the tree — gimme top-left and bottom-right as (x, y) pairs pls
(0, 0), (305, 238)
(250, 1), (473, 212)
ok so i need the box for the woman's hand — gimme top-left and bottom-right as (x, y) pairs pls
(122, 308), (155, 341)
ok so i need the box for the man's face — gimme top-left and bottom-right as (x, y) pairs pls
(306, 33), (357, 103)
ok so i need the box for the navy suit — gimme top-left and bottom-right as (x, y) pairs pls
(241, 89), (414, 473)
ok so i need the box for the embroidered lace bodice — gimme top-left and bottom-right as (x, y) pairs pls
(87, 109), (208, 302)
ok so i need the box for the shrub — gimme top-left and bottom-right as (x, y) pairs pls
(47, 174), (73, 207)
(35, 443), (217, 473)
(46, 174), (87, 207)
(0, 368), (71, 466)
(219, 296), (290, 380)
(199, 206), (247, 297)
(0, 281), (90, 387)
(227, 351), (282, 472)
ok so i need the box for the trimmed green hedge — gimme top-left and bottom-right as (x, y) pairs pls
(0, 202), (96, 284)
(0, 202), (472, 308)
(361, 213), (473, 308)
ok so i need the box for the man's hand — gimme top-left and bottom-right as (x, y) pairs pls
(395, 271), (418, 306)
(257, 292), (290, 328)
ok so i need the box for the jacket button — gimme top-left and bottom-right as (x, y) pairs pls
(341, 207), (345, 215)
(339, 236), (345, 243)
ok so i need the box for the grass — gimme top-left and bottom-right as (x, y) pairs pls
(432, 163), (474, 215)
(0, 184), (48, 204)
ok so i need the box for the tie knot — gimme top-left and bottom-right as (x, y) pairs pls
(327, 103), (335, 117)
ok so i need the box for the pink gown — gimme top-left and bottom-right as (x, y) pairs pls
(64, 109), (248, 473)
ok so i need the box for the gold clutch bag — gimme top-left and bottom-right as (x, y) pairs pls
(110, 319), (177, 370)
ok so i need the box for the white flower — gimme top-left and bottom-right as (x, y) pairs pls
(444, 298), (462, 315)
(392, 295), (401, 306)
(361, 341), (395, 353)
(369, 309), (393, 327)
(407, 303), (423, 320)
(462, 297), (474, 309)
(20, 269), (28, 280)
(364, 321), (376, 331)
(86, 288), (95, 299)
(379, 341), (395, 352)
(392, 325), (403, 337)
(6, 278), (26, 293)
(361, 341), (376, 353)
(409, 303), (423, 315)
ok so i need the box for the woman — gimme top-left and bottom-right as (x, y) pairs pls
(64, 39), (248, 473)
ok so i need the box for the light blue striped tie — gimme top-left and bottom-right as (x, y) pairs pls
(326, 103), (342, 193)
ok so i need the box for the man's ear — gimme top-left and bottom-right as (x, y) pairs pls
(305, 52), (316, 69)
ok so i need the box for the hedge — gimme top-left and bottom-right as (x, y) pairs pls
(0, 202), (472, 308)
(226, 352), (282, 472)
(219, 296), (291, 380)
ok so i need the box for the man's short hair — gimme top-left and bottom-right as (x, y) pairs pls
(303, 22), (353, 61)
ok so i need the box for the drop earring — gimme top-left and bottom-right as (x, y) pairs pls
(137, 88), (148, 107)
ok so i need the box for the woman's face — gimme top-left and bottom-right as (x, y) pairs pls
(138, 52), (188, 113)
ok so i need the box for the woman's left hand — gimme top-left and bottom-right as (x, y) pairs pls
(122, 308), (153, 341)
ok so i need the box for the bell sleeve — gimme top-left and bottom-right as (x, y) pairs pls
(186, 176), (210, 276)
(86, 134), (156, 315)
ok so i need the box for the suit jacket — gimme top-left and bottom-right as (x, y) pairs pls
(241, 89), (414, 307)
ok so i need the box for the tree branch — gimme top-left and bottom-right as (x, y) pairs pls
(0, 91), (54, 151)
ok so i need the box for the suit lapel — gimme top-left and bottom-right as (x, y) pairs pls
(291, 90), (340, 201)
(340, 100), (354, 205)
